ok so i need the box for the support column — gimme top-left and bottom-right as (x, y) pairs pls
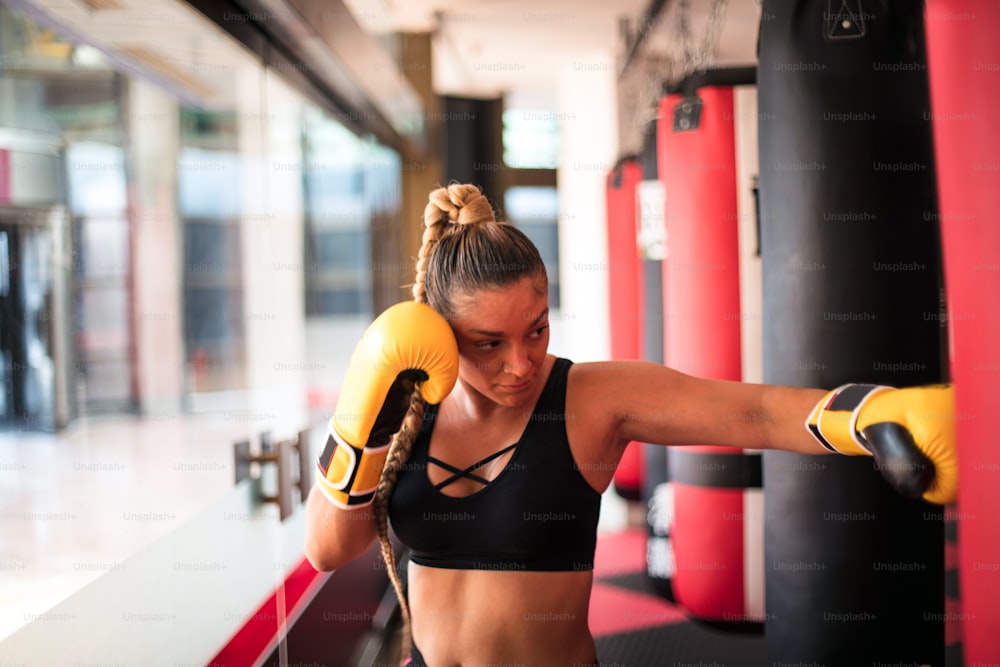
(395, 31), (443, 312)
(125, 78), (184, 416)
(440, 96), (504, 198)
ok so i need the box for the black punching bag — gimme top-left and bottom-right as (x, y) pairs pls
(758, 2), (945, 665)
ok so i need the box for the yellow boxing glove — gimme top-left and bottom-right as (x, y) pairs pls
(806, 383), (957, 504)
(317, 301), (459, 509)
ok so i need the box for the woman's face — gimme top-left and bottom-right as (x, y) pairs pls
(447, 275), (550, 408)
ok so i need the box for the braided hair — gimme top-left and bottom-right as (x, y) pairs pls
(370, 183), (546, 660)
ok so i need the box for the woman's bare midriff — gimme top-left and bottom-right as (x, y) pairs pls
(407, 563), (597, 666)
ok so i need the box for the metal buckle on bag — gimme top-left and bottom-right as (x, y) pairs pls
(825, 0), (867, 41)
(673, 96), (703, 133)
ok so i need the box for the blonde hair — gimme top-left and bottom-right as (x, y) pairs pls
(370, 183), (546, 660)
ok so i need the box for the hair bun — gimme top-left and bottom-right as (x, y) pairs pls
(428, 183), (495, 227)
(454, 189), (494, 226)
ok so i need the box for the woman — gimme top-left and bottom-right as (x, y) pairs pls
(304, 183), (955, 666)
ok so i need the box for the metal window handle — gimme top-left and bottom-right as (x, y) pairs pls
(234, 429), (312, 521)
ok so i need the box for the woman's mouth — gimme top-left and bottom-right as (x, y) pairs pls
(499, 378), (532, 393)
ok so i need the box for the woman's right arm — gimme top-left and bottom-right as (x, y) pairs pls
(302, 302), (460, 571)
(303, 485), (377, 571)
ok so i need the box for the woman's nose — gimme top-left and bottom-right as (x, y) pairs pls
(503, 344), (531, 376)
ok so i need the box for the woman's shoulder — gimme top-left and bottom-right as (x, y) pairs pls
(565, 359), (646, 409)
(563, 360), (650, 479)
(565, 359), (669, 417)
(566, 358), (655, 383)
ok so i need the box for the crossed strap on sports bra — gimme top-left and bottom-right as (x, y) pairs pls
(427, 443), (517, 491)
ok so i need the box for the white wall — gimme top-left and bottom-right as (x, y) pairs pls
(554, 50), (618, 363)
(734, 85), (763, 384)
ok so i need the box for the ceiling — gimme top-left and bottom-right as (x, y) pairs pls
(342, 0), (763, 102)
(8, 0), (255, 108)
(8, 0), (764, 155)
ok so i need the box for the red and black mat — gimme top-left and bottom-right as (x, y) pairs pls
(591, 529), (766, 666)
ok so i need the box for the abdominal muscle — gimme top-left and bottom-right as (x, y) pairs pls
(407, 563), (597, 666)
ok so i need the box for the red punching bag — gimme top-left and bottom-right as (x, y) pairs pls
(658, 79), (763, 623)
(606, 158), (645, 501)
(925, 1), (1000, 661)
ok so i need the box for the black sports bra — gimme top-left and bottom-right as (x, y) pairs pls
(388, 358), (602, 571)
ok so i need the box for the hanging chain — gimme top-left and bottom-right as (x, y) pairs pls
(675, 0), (695, 72)
(626, 0), (731, 143)
(674, 0), (730, 76)
(698, 0), (729, 71)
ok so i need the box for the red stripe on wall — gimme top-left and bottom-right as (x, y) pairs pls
(208, 558), (329, 667)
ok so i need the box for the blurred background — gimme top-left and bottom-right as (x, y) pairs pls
(1, 0), (996, 665)
(0, 0), (753, 652)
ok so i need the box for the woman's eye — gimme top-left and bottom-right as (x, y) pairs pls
(476, 341), (500, 351)
(531, 325), (549, 338)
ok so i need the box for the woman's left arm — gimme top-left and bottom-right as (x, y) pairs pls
(576, 360), (957, 504)
(580, 360), (829, 455)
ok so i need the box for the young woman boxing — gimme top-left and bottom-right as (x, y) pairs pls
(304, 183), (957, 667)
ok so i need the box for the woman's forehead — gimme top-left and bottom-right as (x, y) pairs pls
(449, 278), (549, 327)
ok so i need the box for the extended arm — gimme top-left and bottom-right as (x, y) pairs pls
(579, 361), (957, 503)
(583, 361), (829, 454)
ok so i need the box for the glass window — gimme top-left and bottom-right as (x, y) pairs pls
(178, 109), (245, 392)
(504, 186), (561, 308)
(302, 108), (375, 317)
(0, 3), (136, 419)
(62, 94), (133, 415)
(502, 108), (560, 169)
